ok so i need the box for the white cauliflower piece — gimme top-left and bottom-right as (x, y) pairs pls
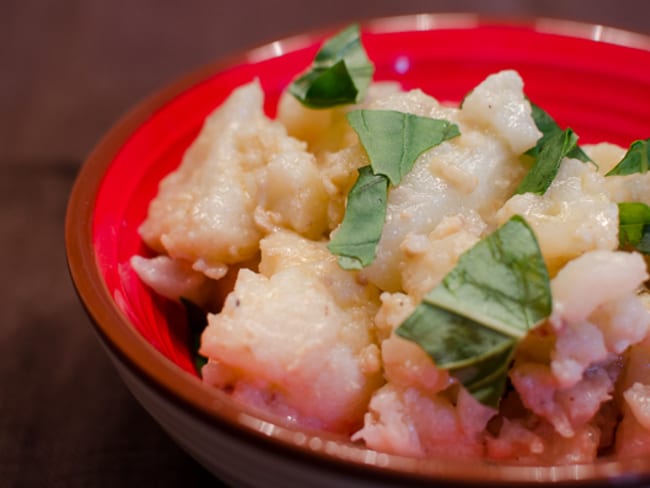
(586, 141), (650, 206)
(551, 251), (650, 386)
(139, 80), (329, 280)
(606, 171), (650, 206)
(497, 158), (619, 275)
(254, 150), (329, 239)
(353, 384), (493, 459)
(583, 142), (627, 176)
(130, 255), (216, 306)
(277, 81), (401, 154)
(356, 292), (487, 458)
(347, 71), (535, 291)
(199, 231), (382, 432)
(460, 69), (541, 154)
(512, 251), (650, 438)
(582, 139), (650, 210)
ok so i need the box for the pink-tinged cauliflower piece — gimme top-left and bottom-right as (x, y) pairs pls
(512, 251), (650, 440)
(200, 231), (383, 432)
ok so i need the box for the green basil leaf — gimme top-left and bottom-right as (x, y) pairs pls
(618, 202), (650, 253)
(346, 109), (460, 185)
(605, 139), (650, 176)
(424, 215), (551, 335)
(327, 166), (389, 269)
(396, 215), (551, 407)
(515, 128), (579, 195)
(289, 24), (374, 108)
(526, 102), (592, 163)
(180, 297), (208, 374)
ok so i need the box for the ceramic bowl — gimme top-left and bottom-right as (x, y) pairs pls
(66, 14), (650, 487)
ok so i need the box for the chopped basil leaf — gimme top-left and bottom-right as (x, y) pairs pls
(515, 128), (579, 195)
(526, 102), (592, 163)
(618, 202), (650, 254)
(180, 297), (208, 374)
(289, 24), (374, 108)
(605, 139), (650, 176)
(327, 166), (388, 269)
(346, 109), (460, 185)
(396, 216), (551, 407)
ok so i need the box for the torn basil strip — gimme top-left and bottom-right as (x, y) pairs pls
(606, 139), (650, 176)
(346, 109), (461, 185)
(526, 102), (592, 163)
(515, 128), (579, 195)
(289, 24), (374, 108)
(396, 216), (551, 407)
(327, 166), (389, 269)
(618, 202), (650, 254)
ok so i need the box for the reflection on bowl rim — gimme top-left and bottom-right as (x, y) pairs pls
(65, 13), (650, 485)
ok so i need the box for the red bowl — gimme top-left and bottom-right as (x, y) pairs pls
(66, 14), (650, 487)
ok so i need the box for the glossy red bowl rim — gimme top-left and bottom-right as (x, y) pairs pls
(65, 13), (650, 486)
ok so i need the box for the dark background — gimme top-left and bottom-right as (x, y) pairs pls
(3, 1), (650, 486)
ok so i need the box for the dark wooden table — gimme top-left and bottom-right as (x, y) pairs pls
(3, 1), (649, 486)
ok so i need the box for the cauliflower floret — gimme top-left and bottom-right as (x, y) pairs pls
(355, 291), (488, 458)
(277, 81), (401, 155)
(253, 150), (329, 239)
(606, 172), (650, 206)
(551, 250), (650, 382)
(460, 69), (542, 154)
(496, 158), (619, 275)
(130, 255), (217, 307)
(345, 71), (536, 291)
(199, 231), (382, 432)
(138, 80), (329, 280)
(596, 146), (650, 208)
(361, 125), (523, 292)
(585, 141), (650, 206)
(583, 142), (627, 176)
(511, 251), (650, 438)
(353, 384), (493, 459)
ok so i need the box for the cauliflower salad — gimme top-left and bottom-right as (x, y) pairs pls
(131, 25), (650, 464)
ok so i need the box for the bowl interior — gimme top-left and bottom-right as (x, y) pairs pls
(77, 15), (650, 483)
